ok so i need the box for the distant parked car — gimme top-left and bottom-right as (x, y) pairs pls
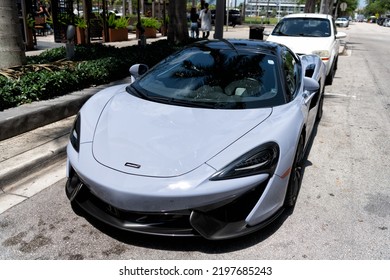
(383, 18), (390, 27)
(368, 16), (377, 23)
(335, 17), (349, 27)
(377, 17), (386, 26)
(265, 13), (347, 85)
(211, 9), (242, 26)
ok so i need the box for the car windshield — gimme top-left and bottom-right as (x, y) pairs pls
(272, 17), (331, 37)
(129, 44), (285, 109)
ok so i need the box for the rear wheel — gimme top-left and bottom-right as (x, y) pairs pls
(284, 135), (304, 207)
(325, 57), (337, 85)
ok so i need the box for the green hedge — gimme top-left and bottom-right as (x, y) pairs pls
(0, 40), (185, 111)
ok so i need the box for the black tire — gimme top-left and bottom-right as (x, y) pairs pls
(284, 135), (304, 207)
(325, 57), (338, 85)
(316, 92), (324, 121)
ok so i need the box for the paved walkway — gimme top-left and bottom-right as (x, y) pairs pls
(26, 24), (256, 56)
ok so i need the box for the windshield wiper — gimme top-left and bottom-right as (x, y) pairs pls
(297, 33), (318, 37)
(273, 31), (290, 36)
(170, 98), (216, 108)
(126, 85), (149, 99)
(127, 86), (228, 109)
(127, 85), (172, 104)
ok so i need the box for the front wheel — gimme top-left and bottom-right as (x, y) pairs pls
(284, 135), (304, 207)
(316, 93), (324, 121)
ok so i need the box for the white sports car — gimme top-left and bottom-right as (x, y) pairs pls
(66, 39), (326, 240)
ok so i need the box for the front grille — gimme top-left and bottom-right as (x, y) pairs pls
(81, 186), (192, 227)
(67, 171), (195, 236)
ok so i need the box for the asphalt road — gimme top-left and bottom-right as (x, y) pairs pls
(0, 22), (389, 260)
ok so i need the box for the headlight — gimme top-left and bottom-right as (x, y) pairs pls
(312, 50), (330, 61)
(210, 142), (279, 181)
(70, 114), (81, 152)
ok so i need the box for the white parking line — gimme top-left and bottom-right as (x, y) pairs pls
(324, 92), (357, 99)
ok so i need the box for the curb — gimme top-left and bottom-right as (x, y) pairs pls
(0, 78), (130, 190)
(0, 78), (129, 142)
(1, 87), (95, 142)
(0, 135), (68, 191)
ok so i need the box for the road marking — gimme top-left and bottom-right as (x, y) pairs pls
(325, 92), (357, 99)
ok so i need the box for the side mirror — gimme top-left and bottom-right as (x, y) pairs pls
(303, 77), (319, 93)
(303, 77), (320, 106)
(263, 30), (271, 37)
(129, 64), (149, 83)
(336, 31), (347, 39)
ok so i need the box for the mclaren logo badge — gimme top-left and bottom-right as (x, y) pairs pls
(125, 162), (141, 169)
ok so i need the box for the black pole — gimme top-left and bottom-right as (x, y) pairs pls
(137, 0), (145, 47)
(102, 0), (108, 42)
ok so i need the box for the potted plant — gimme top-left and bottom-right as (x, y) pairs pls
(108, 14), (129, 42)
(75, 17), (87, 44)
(107, 13), (116, 29)
(136, 17), (162, 38)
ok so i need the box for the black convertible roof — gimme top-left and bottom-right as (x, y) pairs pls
(192, 39), (281, 55)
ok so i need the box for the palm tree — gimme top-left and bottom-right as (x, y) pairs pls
(0, 0), (26, 69)
(167, 0), (189, 43)
(304, 0), (317, 13)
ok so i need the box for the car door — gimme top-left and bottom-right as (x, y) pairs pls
(330, 19), (340, 69)
(281, 48), (317, 138)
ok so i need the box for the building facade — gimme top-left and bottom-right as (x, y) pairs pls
(245, 0), (306, 17)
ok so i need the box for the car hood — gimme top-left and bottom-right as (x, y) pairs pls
(92, 91), (272, 177)
(267, 35), (332, 54)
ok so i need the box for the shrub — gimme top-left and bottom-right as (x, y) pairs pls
(75, 16), (88, 29)
(138, 17), (162, 29)
(115, 17), (129, 29)
(0, 40), (184, 111)
(27, 47), (67, 64)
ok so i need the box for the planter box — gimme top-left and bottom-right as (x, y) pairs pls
(76, 27), (86, 45)
(136, 27), (157, 39)
(108, 28), (128, 42)
(144, 27), (157, 38)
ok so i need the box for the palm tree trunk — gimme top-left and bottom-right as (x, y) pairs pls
(319, 0), (335, 15)
(304, 0), (316, 13)
(167, 0), (189, 44)
(0, 0), (26, 68)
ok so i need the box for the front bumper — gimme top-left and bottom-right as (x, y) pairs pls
(66, 165), (284, 240)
